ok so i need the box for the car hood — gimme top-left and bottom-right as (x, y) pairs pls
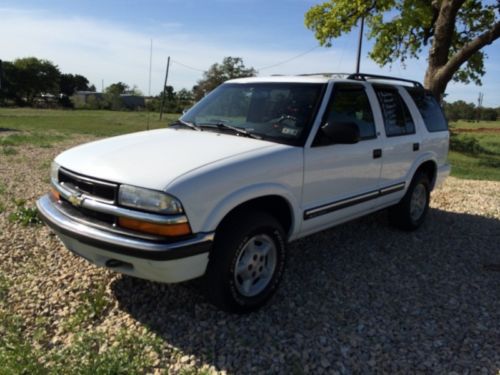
(55, 128), (276, 190)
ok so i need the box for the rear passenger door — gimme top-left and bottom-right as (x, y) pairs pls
(373, 85), (421, 192)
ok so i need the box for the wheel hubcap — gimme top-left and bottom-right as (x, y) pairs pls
(410, 184), (427, 221)
(234, 234), (277, 297)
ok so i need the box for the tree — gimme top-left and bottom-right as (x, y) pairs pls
(105, 82), (129, 96)
(305, 0), (500, 99)
(59, 73), (90, 97)
(443, 100), (476, 121)
(4, 57), (61, 105)
(479, 107), (497, 121)
(193, 57), (256, 101)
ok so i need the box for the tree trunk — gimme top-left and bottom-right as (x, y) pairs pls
(424, 0), (500, 100)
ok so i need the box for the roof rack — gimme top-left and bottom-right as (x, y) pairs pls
(347, 73), (423, 88)
(297, 73), (351, 78)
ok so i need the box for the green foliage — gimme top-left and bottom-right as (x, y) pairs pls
(4, 57), (61, 106)
(450, 133), (489, 155)
(105, 82), (128, 95)
(65, 285), (110, 331)
(449, 127), (500, 181)
(0, 132), (65, 148)
(193, 57), (256, 101)
(1, 146), (17, 155)
(8, 204), (41, 226)
(0, 312), (48, 375)
(59, 73), (91, 107)
(147, 87), (194, 113)
(443, 100), (476, 122)
(48, 330), (161, 374)
(304, 0), (499, 86)
(444, 100), (498, 122)
(0, 310), (161, 375)
(0, 273), (9, 303)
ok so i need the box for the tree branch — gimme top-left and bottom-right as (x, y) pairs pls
(437, 21), (500, 82)
(423, 0), (440, 45)
(428, 0), (466, 67)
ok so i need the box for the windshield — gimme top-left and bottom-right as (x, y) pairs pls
(181, 82), (326, 146)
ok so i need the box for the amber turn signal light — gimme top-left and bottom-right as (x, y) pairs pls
(50, 187), (60, 201)
(118, 217), (191, 237)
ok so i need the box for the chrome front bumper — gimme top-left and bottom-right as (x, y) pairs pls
(36, 194), (213, 261)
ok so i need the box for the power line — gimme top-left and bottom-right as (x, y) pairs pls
(170, 46), (321, 76)
(171, 59), (205, 72)
(256, 46), (320, 71)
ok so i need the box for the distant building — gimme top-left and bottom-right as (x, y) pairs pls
(120, 94), (145, 109)
(72, 91), (145, 110)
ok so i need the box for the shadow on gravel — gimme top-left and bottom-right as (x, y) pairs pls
(111, 208), (500, 373)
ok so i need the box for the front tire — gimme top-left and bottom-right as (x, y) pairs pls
(389, 172), (430, 231)
(205, 211), (286, 313)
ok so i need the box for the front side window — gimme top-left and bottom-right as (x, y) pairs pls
(375, 87), (415, 137)
(313, 84), (376, 146)
(181, 83), (326, 146)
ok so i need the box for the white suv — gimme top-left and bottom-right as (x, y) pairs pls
(37, 73), (450, 313)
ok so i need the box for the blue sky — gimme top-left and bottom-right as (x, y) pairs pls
(1, 0), (499, 106)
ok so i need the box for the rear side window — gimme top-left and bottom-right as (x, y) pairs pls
(375, 87), (415, 137)
(407, 89), (448, 132)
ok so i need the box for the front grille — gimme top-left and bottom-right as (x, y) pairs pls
(58, 168), (118, 202)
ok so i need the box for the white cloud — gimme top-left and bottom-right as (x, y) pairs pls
(0, 8), (351, 94)
(0, 7), (498, 106)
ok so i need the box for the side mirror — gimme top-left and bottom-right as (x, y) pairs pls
(321, 121), (360, 144)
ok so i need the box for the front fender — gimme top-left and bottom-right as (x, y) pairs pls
(197, 183), (301, 240)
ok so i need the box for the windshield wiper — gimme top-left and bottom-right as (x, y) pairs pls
(171, 119), (203, 131)
(199, 121), (262, 140)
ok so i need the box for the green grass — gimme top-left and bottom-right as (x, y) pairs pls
(0, 108), (179, 137)
(64, 285), (110, 332)
(448, 121), (500, 181)
(0, 311), (162, 375)
(8, 204), (42, 226)
(0, 270), (161, 375)
(449, 120), (500, 129)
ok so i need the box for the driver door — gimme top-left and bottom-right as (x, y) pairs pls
(301, 83), (383, 235)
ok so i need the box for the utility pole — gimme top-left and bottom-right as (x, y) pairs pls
(477, 92), (484, 122)
(159, 56), (170, 121)
(148, 39), (153, 97)
(355, 16), (365, 74)
(146, 39), (153, 130)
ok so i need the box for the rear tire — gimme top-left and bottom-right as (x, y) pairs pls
(389, 172), (430, 231)
(204, 211), (286, 313)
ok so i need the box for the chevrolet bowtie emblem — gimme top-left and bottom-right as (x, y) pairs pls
(68, 193), (84, 207)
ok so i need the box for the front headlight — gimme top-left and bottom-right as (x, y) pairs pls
(118, 185), (183, 214)
(50, 161), (60, 183)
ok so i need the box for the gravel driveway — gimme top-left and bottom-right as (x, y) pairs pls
(1, 135), (499, 374)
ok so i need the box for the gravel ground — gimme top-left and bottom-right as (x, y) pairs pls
(1, 135), (499, 374)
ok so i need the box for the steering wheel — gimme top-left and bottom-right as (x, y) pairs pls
(270, 115), (298, 130)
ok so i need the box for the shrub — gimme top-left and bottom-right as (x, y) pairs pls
(449, 133), (490, 155)
(8, 205), (41, 226)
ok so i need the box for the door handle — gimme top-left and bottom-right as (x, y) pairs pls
(413, 143), (420, 151)
(373, 149), (382, 159)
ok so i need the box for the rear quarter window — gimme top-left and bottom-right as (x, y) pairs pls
(406, 89), (448, 132)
